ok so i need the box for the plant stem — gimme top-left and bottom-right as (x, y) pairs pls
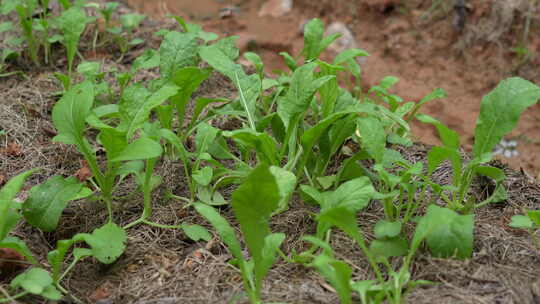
(0, 291), (28, 303)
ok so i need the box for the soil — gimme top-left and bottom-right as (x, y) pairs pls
(1, 0), (540, 303)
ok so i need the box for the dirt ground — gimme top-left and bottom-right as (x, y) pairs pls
(1, 0), (540, 303)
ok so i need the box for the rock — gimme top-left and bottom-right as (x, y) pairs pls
(258, 0), (293, 18)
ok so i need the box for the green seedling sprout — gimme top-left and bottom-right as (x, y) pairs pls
(510, 210), (540, 250)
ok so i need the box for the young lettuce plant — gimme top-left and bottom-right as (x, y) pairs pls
(195, 164), (296, 303)
(0, 171), (88, 302)
(419, 77), (540, 212)
(52, 80), (173, 226)
(509, 210), (540, 250)
(1, 0), (41, 66)
(298, 177), (438, 303)
(54, 5), (94, 82)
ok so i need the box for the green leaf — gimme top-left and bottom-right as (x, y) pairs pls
(169, 67), (211, 129)
(0, 236), (37, 264)
(509, 215), (533, 229)
(244, 52), (264, 75)
(526, 210), (540, 228)
(52, 81), (95, 146)
(193, 167), (213, 186)
(302, 19), (340, 61)
(333, 48), (369, 65)
(473, 77), (540, 158)
(56, 6), (94, 72)
(200, 42), (261, 129)
(223, 129), (279, 165)
(312, 254), (353, 304)
(374, 220), (402, 239)
(416, 114), (460, 149)
(269, 166), (297, 213)
(10, 268), (61, 300)
(325, 177), (375, 211)
(278, 62), (334, 129)
(159, 31), (199, 80)
(420, 205), (474, 259)
(426, 146), (462, 185)
(232, 164), (282, 292)
(73, 222), (126, 264)
(119, 83), (179, 138)
(119, 13), (145, 30)
(194, 203), (245, 267)
(182, 224), (212, 241)
(279, 52), (297, 71)
(22, 176), (83, 232)
(357, 116), (386, 163)
(133, 49), (160, 71)
(369, 237), (408, 258)
(195, 122), (219, 156)
(0, 169), (35, 240)
(256, 232), (286, 292)
(111, 137), (163, 162)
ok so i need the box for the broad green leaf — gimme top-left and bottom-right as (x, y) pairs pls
(133, 49), (160, 71)
(98, 128), (128, 161)
(318, 205), (363, 244)
(244, 52), (264, 75)
(333, 48), (370, 65)
(0, 236), (37, 264)
(426, 146), (462, 185)
(420, 205), (474, 259)
(369, 237), (408, 258)
(119, 13), (145, 30)
(302, 19), (340, 61)
(52, 81), (95, 145)
(193, 167), (213, 186)
(312, 254), (353, 304)
(56, 7), (94, 72)
(509, 215), (533, 229)
(256, 233), (286, 293)
(195, 122), (219, 156)
(1, 0), (18, 14)
(47, 239), (75, 282)
(182, 224), (212, 241)
(200, 42), (261, 129)
(169, 67), (211, 129)
(0, 169), (35, 240)
(326, 177), (375, 211)
(22, 176), (83, 232)
(10, 268), (61, 300)
(190, 97), (228, 129)
(199, 41), (244, 80)
(120, 83), (179, 138)
(526, 210), (540, 228)
(277, 63), (334, 129)
(111, 137), (163, 162)
(279, 51), (297, 71)
(416, 114), (460, 149)
(159, 31), (199, 80)
(473, 77), (540, 158)
(357, 116), (386, 163)
(232, 164), (281, 281)
(73, 222), (126, 264)
(408, 88), (447, 119)
(317, 60), (341, 119)
(374, 220), (402, 239)
(269, 166), (297, 212)
(224, 129), (279, 165)
(194, 203), (244, 263)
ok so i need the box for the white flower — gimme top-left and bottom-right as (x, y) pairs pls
(493, 138), (519, 158)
